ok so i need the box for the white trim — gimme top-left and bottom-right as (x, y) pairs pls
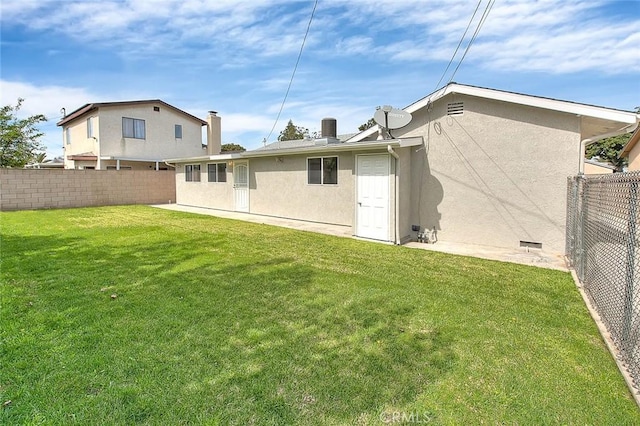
(347, 83), (639, 143)
(165, 137), (423, 163)
(100, 156), (168, 162)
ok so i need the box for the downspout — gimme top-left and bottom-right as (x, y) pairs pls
(579, 122), (639, 174)
(164, 161), (176, 169)
(387, 145), (401, 245)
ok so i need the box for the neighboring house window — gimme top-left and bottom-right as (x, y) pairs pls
(185, 164), (201, 182)
(307, 156), (338, 185)
(87, 117), (94, 138)
(207, 163), (227, 183)
(175, 124), (182, 139)
(122, 117), (146, 139)
(65, 127), (71, 145)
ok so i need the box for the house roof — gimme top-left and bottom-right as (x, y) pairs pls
(165, 136), (424, 163)
(347, 82), (639, 143)
(620, 129), (640, 158)
(57, 100), (208, 126)
(255, 133), (357, 151)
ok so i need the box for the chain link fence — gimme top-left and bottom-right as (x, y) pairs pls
(566, 171), (640, 388)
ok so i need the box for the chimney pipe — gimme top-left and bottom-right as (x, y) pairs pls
(321, 118), (337, 139)
(207, 111), (221, 155)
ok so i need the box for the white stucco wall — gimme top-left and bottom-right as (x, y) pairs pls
(175, 161), (235, 210)
(174, 148), (403, 238)
(395, 93), (581, 254)
(63, 116), (99, 169)
(62, 102), (205, 169)
(97, 103), (205, 161)
(247, 152), (355, 226)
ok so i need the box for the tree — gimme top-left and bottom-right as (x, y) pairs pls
(585, 132), (632, 172)
(278, 119), (308, 141)
(358, 118), (376, 131)
(34, 152), (48, 163)
(221, 143), (246, 152)
(0, 99), (47, 168)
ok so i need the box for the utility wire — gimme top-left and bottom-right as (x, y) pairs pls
(447, 0), (495, 85)
(264, 0), (318, 144)
(433, 0), (483, 92)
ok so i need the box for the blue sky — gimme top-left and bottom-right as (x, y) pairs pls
(1, 0), (639, 159)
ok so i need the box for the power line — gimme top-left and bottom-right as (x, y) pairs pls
(447, 0), (495, 85)
(433, 0), (483, 92)
(264, 0), (319, 144)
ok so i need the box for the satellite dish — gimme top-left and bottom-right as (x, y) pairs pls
(374, 105), (412, 130)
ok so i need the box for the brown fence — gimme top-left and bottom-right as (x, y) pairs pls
(0, 169), (176, 211)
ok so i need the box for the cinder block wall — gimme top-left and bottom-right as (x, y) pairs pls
(0, 169), (176, 211)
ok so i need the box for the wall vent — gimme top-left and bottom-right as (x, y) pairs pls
(153, 106), (160, 112)
(447, 102), (464, 116)
(520, 240), (542, 250)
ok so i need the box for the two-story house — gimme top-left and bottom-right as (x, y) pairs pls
(57, 100), (209, 170)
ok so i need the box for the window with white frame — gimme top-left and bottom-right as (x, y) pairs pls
(185, 164), (201, 182)
(207, 163), (227, 182)
(307, 156), (338, 185)
(87, 117), (94, 138)
(175, 124), (182, 139)
(65, 127), (71, 145)
(122, 117), (146, 139)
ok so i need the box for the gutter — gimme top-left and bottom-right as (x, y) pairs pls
(165, 138), (423, 163)
(387, 145), (401, 245)
(579, 122), (639, 174)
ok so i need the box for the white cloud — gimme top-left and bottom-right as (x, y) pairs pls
(4, 0), (637, 74)
(0, 80), (98, 121)
(0, 80), (105, 158)
(336, 36), (373, 55)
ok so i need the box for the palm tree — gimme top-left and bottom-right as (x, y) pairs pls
(35, 152), (48, 163)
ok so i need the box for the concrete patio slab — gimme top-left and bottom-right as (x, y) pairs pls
(151, 204), (352, 238)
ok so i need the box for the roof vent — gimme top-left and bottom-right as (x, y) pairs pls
(447, 102), (464, 116)
(321, 118), (337, 138)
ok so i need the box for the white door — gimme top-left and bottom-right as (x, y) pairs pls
(233, 162), (249, 212)
(356, 155), (390, 240)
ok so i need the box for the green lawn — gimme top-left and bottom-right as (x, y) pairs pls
(1, 205), (638, 424)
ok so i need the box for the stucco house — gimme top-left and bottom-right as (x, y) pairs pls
(57, 100), (208, 170)
(167, 83), (639, 254)
(620, 129), (640, 171)
(583, 159), (616, 174)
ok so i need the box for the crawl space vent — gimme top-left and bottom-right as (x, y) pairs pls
(447, 102), (464, 116)
(520, 240), (542, 250)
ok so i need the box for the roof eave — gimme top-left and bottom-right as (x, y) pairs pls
(164, 153), (243, 163)
(347, 83), (639, 143)
(620, 128), (640, 158)
(241, 137), (422, 158)
(166, 137), (423, 162)
(57, 100), (208, 127)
